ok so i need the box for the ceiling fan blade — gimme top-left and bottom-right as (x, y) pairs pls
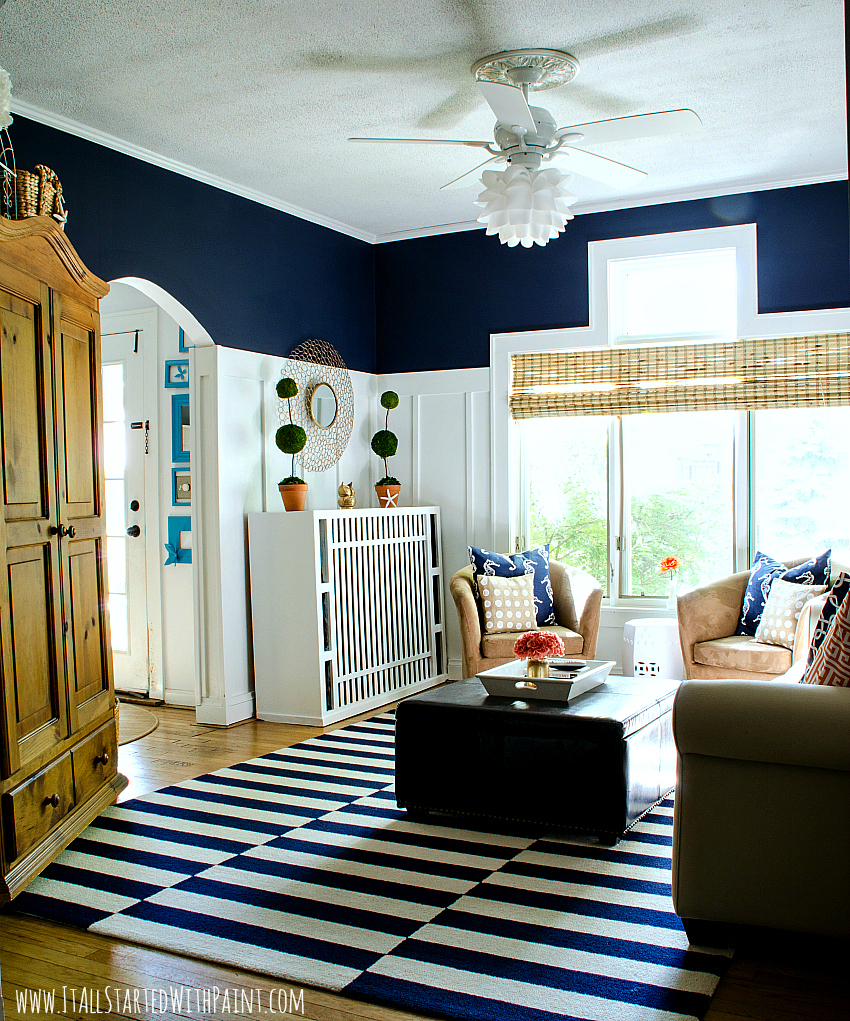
(349, 137), (493, 149)
(552, 147), (647, 190)
(556, 109), (702, 146)
(476, 81), (537, 135)
(440, 155), (507, 191)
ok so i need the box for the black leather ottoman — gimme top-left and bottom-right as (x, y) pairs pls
(395, 676), (678, 844)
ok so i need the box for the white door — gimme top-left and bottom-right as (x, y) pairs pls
(102, 333), (150, 693)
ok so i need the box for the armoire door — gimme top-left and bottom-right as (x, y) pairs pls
(0, 273), (68, 777)
(52, 292), (114, 735)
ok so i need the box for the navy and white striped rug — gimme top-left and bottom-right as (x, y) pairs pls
(14, 713), (731, 1020)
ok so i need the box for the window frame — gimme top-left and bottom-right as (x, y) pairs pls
(491, 223), (850, 615)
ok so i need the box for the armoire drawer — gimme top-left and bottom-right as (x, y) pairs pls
(72, 721), (118, 805)
(4, 754), (75, 862)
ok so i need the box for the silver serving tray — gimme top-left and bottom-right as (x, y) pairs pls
(477, 658), (615, 701)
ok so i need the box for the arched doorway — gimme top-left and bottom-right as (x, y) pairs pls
(100, 278), (214, 707)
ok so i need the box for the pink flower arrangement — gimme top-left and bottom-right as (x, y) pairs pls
(513, 630), (565, 661)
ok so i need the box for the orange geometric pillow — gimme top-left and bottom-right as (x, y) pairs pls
(802, 589), (850, 686)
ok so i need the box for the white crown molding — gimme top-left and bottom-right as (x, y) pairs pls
(10, 99), (846, 246)
(9, 99), (378, 244)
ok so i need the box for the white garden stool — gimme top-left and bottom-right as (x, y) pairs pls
(622, 618), (685, 680)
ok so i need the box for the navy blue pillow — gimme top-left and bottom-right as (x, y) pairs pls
(737, 550), (831, 636)
(805, 571), (850, 673)
(468, 544), (556, 626)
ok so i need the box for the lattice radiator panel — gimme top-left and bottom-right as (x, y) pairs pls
(248, 507), (445, 726)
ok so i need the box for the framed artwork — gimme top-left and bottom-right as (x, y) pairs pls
(164, 515), (192, 565)
(171, 393), (190, 463)
(178, 327), (193, 353)
(165, 359), (189, 388)
(172, 466), (191, 506)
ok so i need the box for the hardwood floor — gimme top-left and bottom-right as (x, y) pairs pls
(1, 705), (847, 1021)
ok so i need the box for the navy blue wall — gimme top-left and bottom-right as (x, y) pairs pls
(10, 117), (378, 372)
(11, 117), (848, 375)
(374, 182), (850, 372)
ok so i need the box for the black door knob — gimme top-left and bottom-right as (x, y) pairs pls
(126, 525), (141, 537)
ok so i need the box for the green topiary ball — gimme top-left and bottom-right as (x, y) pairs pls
(380, 390), (399, 410)
(276, 423), (306, 454)
(371, 429), (398, 458)
(276, 377), (298, 399)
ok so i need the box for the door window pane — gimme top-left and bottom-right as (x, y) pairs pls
(622, 411), (735, 594)
(523, 417), (609, 591)
(101, 364), (125, 423)
(107, 535), (127, 594)
(109, 594), (129, 653)
(752, 408), (850, 561)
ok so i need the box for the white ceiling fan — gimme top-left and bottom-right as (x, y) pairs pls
(350, 49), (701, 246)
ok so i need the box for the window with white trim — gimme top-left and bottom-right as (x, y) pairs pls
(519, 244), (850, 603)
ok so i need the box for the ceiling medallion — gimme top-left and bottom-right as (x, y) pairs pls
(471, 49), (580, 91)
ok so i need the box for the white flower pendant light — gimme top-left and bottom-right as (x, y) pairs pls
(474, 164), (577, 248)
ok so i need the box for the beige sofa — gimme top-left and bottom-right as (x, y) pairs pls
(450, 559), (603, 679)
(671, 671), (850, 942)
(676, 558), (820, 680)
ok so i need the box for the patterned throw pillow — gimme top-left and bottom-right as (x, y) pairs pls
(805, 572), (850, 671)
(803, 589), (850, 686)
(753, 579), (827, 649)
(476, 574), (538, 634)
(737, 549), (831, 636)
(468, 544), (556, 626)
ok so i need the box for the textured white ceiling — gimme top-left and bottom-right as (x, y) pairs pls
(1, 0), (846, 241)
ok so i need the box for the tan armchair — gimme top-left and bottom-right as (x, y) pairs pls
(450, 558), (603, 679)
(676, 557), (817, 680)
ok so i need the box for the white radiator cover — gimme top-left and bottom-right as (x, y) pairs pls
(248, 507), (446, 725)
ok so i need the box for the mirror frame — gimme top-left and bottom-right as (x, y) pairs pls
(309, 382), (338, 429)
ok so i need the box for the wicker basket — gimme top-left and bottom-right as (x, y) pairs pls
(14, 165), (66, 225)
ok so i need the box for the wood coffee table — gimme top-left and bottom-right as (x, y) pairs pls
(394, 675), (678, 845)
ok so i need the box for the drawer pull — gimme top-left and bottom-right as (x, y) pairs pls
(95, 751), (110, 766)
(45, 793), (60, 809)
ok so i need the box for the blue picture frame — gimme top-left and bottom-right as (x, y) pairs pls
(172, 466), (191, 506)
(171, 393), (190, 463)
(164, 515), (192, 565)
(178, 327), (193, 353)
(165, 359), (189, 388)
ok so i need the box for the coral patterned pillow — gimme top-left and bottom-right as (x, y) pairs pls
(803, 588), (850, 686)
(476, 574), (538, 634)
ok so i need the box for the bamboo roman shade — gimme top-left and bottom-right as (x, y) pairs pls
(510, 333), (850, 419)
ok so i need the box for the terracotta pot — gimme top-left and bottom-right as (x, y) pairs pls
(279, 483), (308, 511)
(375, 484), (401, 508)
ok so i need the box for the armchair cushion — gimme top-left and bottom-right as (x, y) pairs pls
(468, 544), (556, 625)
(693, 635), (791, 674)
(481, 624), (584, 659)
(736, 549), (831, 635)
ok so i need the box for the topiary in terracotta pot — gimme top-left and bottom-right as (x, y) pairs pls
(275, 377), (307, 510)
(371, 390), (400, 507)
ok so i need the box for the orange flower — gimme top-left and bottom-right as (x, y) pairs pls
(660, 556), (680, 573)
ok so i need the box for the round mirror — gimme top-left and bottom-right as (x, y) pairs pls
(310, 383), (338, 429)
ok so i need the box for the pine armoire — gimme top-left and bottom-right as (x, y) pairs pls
(0, 213), (126, 902)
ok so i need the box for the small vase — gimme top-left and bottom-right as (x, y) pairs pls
(666, 577), (678, 611)
(526, 658), (549, 678)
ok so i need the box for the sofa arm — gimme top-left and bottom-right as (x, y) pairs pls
(673, 679), (850, 771)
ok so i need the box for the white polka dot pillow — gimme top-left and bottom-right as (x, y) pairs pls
(754, 578), (828, 649)
(476, 573), (538, 634)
